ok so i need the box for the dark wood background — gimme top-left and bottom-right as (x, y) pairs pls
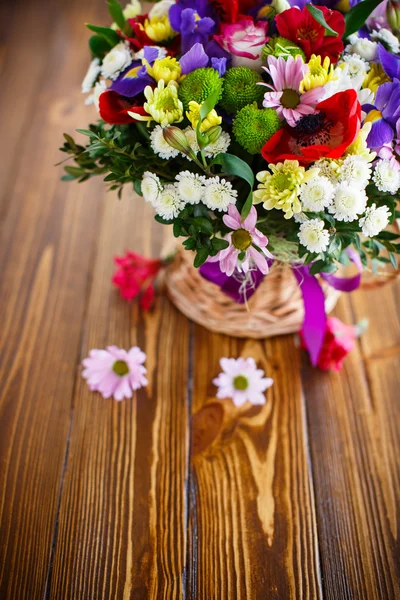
(0, 0), (399, 598)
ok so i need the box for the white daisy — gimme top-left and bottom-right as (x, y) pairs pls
(85, 80), (107, 111)
(298, 219), (330, 254)
(342, 53), (370, 79)
(329, 183), (368, 222)
(371, 28), (400, 53)
(345, 38), (378, 61)
(293, 211), (309, 224)
(204, 132), (231, 157)
(213, 357), (274, 407)
(175, 171), (206, 204)
(339, 155), (372, 189)
(359, 203), (391, 237)
(149, 0), (175, 18)
(101, 42), (132, 80)
(155, 184), (185, 219)
(299, 176), (335, 212)
(150, 125), (179, 159)
(141, 171), (162, 206)
(82, 58), (101, 94)
(314, 159), (340, 184)
(373, 159), (400, 193)
(203, 177), (238, 212)
(123, 0), (142, 19)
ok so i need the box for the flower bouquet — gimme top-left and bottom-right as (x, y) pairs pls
(61, 0), (400, 365)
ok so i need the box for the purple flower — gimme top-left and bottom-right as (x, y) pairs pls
(180, 43), (209, 74)
(110, 47), (158, 97)
(365, 80), (400, 149)
(169, 0), (218, 54)
(211, 56), (227, 76)
(379, 43), (400, 79)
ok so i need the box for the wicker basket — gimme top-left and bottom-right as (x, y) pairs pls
(165, 248), (341, 338)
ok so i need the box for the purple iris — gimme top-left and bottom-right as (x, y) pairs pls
(169, 0), (218, 54)
(379, 43), (400, 80)
(364, 80), (400, 149)
(110, 47), (157, 97)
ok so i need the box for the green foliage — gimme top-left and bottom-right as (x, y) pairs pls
(108, 0), (126, 30)
(344, 0), (384, 38)
(233, 103), (281, 155)
(178, 68), (223, 111)
(86, 24), (120, 46)
(262, 37), (306, 61)
(220, 67), (264, 115)
(306, 4), (339, 36)
(89, 35), (113, 58)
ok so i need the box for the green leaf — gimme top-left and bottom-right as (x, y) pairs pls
(344, 0), (384, 39)
(134, 179), (142, 196)
(108, 0), (126, 29)
(377, 231), (400, 241)
(200, 87), (221, 121)
(211, 237), (229, 252)
(213, 153), (254, 219)
(86, 24), (121, 46)
(241, 192), (254, 220)
(65, 166), (87, 177)
(192, 216), (213, 235)
(173, 220), (182, 237)
(89, 34), (113, 58)
(310, 260), (337, 275)
(76, 128), (98, 138)
(194, 247), (209, 268)
(389, 252), (398, 269)
(155, 214), (173, 225)
(306, 4), (339, 36)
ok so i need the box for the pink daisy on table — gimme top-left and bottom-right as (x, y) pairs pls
(207, 205), (273, 276)
(260, 55), (325, 127)
(213, 357), (274, 407)
(82, 346), (148, 401)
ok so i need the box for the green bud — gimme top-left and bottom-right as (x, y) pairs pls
(163, 126), (195, 159)
(206, 126), (222, 144)
(387, 0), (400, 33)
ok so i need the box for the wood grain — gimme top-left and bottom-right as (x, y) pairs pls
(188, 328), (322, 600)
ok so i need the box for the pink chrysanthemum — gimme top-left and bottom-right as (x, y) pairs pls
(82, 345), (148, 401)
(213, 357), (274, 407)
(261, 55), (325, 127)
(207, 205), (273, 276)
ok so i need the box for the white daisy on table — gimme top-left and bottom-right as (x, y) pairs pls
(299, 176), (335, 212)
(175, 171), (206, 204)
(150, 125), (179, 160)
(359, 204), (391, 237)
(329, 183), (368, 222)
(203, 177), (238, 212)
(101, 41), (132, 80)
(298, 218), (330, 254)
(155, 184), (185, 219)
(213, 357), (274, 407)
(373, 159), (400, 194)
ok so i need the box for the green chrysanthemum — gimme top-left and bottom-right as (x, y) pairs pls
(178, 68), (223, 111)
(262, 37), (306, 61)
(233, 103), (281, 155)
(220, 67), (265, 114)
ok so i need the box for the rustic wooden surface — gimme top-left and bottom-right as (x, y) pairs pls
(0, 1), (399, 598)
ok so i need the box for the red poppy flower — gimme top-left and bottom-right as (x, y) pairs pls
(275, 6), (345, 63)
(262, 90), (361, 166)
(99, 90), (149, 125)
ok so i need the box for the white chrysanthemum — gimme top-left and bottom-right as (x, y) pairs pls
(342, 53), (370, 78)
(371, 28), (400, 53)
(175, 171), (206, 204)
(339, 155), (372, 189)
(141, 171), (162, 206)
(299, 176), (335, 212)
(183, 127), (200, 159)
(150, 125), (179, 159)
(101, 42), (132, 80)
(293, 211), (308, 224)
(373, 159), (400, 193)
(329, 183), (368, 222)
(204, 132), (231, 157)
(123, 0), (142, 19)
(322, 63), (364, 100)
(82, 58), (101, 94)
(359, 203), (391, 237)
(149, 0), (175, 18)
(155, 184), (185, 219)
(298, 219), (330, 253)
(345, 38), (378, 61)
(203, 177), (238, 212)
(85, 80), (107, 111)
(314, 159), (340, 184)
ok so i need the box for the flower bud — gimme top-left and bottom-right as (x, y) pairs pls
(163, 126), (196, 159)
(387, 0), (400, 33)
(206, 125), (222, 144)
(271, 0), (290, 13)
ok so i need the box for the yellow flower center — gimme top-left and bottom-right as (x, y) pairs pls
(233, 375), (249, 390)
(232, 229), (252, 251)
(281, 89), (301, 109)
(364, 109), (383, 124)
(113, 360), (129, 377)
(273, 172), (292, 192)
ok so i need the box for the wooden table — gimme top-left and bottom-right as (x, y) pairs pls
(1, 0), (399, 598)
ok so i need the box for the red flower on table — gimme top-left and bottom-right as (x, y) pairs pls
(112, 251), (163, 310)
(301, 317), (356, 371)
(262, 90), (361, 166)
(275, 6), (345, 63)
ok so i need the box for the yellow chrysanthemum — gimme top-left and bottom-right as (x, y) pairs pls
(300, 55), (337, 92)
(144, 15), (176, 42)
(345, 122), (376, 163)
(145, 56), (182, 83)
(143, 80), (183, 127)
(186, 101), (222, 132)
(362, 63), (390, 93)
(253, 160), (319, 219)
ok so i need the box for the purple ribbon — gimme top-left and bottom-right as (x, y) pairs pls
(200, 249), (363, 365)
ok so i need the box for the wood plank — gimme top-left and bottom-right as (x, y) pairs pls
(0, 1), (107, 598)
(302, 296), (400, 600)
(46, 197), (190, 600)
(188, 327), (322, 599)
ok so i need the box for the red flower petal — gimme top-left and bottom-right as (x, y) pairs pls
(98, 90), (148, 125)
